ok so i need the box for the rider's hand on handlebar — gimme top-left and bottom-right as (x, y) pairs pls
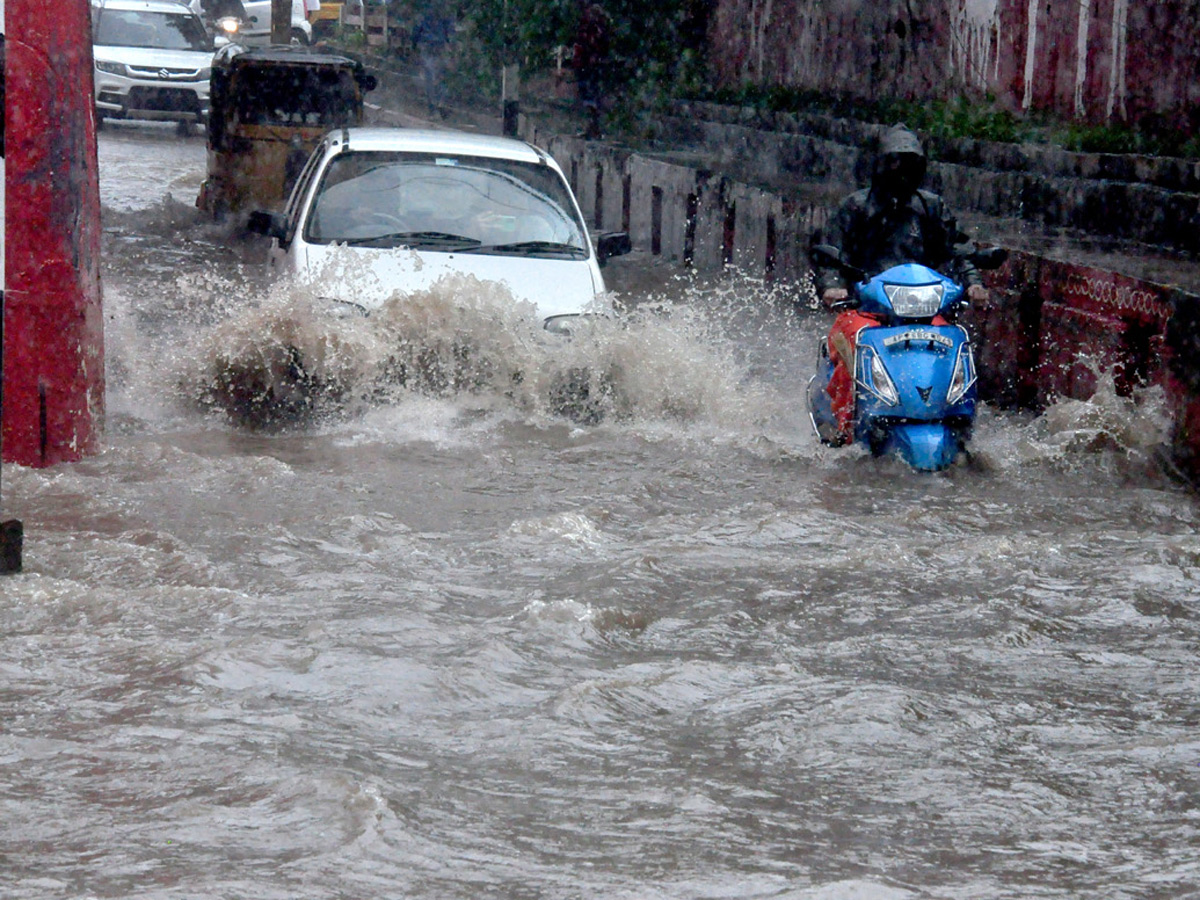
(967, 284), (989, 304)
(821, 288), (852, 310)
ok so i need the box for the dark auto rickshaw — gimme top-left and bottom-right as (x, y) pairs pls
(197, 42), (376, 220)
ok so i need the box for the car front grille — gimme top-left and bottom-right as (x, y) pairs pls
(126, 66), (205, 82)
(126, 87), (203, 114)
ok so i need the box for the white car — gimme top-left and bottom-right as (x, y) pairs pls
(238, 0), (312, 44)
(249, 127), (631, 334)
(91, 0), (216, 127)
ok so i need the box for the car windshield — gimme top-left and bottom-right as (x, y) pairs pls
(304, 151), (588, 254)
(93, 9), (212, 52)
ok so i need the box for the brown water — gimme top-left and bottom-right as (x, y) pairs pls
(1, 123), (1197, 900)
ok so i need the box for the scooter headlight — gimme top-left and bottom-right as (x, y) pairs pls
(216, 15), (240, 34)
(946, 343), (976, 405)
(858, 346), (900, 406)
(884, 283), (944, 317)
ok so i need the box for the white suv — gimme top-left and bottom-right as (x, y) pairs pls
(92, 0), (216, 129)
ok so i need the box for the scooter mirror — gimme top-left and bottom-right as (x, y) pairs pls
(810, 244), (865, 283)
(809, 244), (845, 268)
(970, 246), (1009, 270)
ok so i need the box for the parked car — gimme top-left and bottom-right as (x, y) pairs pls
(248, 127), (632, 332)
(239, 0), (311, 44)
(91, 0), (217, 130)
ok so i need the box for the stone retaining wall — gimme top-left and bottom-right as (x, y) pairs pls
(654, 103), (1200, 255)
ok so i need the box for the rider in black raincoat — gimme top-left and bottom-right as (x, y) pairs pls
(811, 124), (988, 444)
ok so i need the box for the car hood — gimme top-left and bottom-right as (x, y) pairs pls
(297, 243), (609, 321)
(93, 47), (214, 69)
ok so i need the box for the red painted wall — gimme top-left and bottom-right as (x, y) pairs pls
(3, 0), (104, 465)
(709, 0), (1200, 136)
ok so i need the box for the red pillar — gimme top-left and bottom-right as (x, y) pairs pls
(3, 0), (103, 467)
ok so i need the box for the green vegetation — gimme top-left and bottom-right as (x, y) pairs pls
(697, 83), (1200, 161)
(337, 0), (709, 113)
(1056, 120), (1200, 159)
(332, 2), (1198, 161)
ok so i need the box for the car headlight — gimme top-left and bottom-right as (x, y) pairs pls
(858, 346), (900, 406)
(884, 283), (944, 317)
(197, 67), (212, 81)
(96, 60), (128, 76)
(544, 315), (581, 337)
(946, 343), (976, 405)
(321, 297), (370, 318)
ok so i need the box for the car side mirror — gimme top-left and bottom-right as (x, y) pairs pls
(358, 73), (378, 92)
(247, 210), (286, 240)
(595, 231), (631, 266)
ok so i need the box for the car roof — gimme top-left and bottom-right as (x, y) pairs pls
(331, 128), (553, 167)
(92, 0), (201, 13)
(214, 43), (366, 69)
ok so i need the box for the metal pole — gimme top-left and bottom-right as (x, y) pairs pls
(499, 0), (519, 137)
(271, 0), (290, 43)
(502, 61), (520, 137)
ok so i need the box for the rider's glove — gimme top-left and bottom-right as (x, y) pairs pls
(966, 284), (989, 305)
(821, 288), (857, 311)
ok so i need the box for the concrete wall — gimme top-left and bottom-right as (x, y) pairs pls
(707, 0), (1200, 137)
(653, 102), (1200, 255)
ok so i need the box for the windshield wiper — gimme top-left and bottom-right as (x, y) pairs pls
(463, 240), (588, 258)
(336, 231), (482, 249)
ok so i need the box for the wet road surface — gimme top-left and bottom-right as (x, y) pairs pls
(1, 122), (1198, 900)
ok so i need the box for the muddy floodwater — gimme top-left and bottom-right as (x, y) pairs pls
(2, 123), (1198, 900)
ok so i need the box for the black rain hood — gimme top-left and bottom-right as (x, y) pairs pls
(872, 124), (927, 205)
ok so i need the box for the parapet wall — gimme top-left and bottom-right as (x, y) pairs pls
(655, 102), (1200, 256)
(522, 116), (1200, 482)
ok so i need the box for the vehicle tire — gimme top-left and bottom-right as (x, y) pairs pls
(177, 119), (194, 137)
(548, 365), (613, 425)
(289, 27), (309, 45)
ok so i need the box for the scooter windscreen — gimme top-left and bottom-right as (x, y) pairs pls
(855, 263), (963, 318)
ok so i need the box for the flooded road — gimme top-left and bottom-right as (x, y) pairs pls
(2, 123), (1198, 900)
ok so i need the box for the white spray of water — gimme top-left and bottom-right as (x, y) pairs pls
(973, 362), (1174, 476)
(179, 268), (786, 434)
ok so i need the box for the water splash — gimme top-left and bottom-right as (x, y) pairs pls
(973, 364), (1174, 477)
(184, 270), (781, 432)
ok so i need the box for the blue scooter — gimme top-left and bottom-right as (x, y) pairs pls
(807, 245), (1007, 471)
